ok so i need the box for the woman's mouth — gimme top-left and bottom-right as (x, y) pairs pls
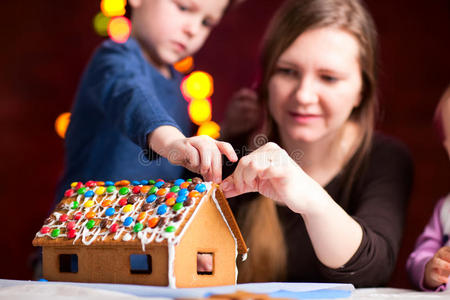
(288, 112), (322, 123)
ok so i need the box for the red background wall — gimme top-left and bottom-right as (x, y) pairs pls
(1, 0), (449, 288)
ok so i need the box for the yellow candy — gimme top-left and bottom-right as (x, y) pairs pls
(71, 182), (78, 188)
(95, 187), (106, 195)
(123, 204), (133, 213)
(84, 200), (94, 208)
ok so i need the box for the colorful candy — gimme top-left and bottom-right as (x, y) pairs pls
(105, 207), (115, 217)
(86, 220), (95, 229)
(109, 223), (118, 233)
(119, 187), (130, 196)
(173, 202), (183, 212)
(67, 229), (77, 239)
(123, 217), (133, 227)
(148, 217), (159, 228)
(195, 183), (206, 193)
(96, 187), (106, 195)
(146, 194), (157, 203)
(84, 200), (94, 208)
(77, 187), (87, 195)
(157, 204), (168, 215)
(51, 228), (60, 237)
(59, 214), (69, 222)
(40, 227), (50, 234)
(64, 189), (74, 197)
(132, 186), (141, 194)
(84, 190), (95, 198)
(106, 186), (116, 193)
(165, 226), (176, 233)
(123, 204), (133, 213)
(133, 222), (143, 232)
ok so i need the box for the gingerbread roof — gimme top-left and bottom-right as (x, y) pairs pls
(33, 178), (247, 254)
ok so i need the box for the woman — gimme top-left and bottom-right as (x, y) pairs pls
(221, 0), (413, 287)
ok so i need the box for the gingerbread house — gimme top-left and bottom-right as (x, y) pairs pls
(33, 178), (248, 288)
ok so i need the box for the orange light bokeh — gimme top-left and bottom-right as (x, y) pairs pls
(188, 98), (212, 126)
(197, 121), (220, 139)
(181, 71), (213, 100)
(55, 112), (71, 139)
(101, 0), (126, 17)
(108, 16), (131, 44)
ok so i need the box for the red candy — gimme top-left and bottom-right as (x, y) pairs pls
(132, 186), (141, 194)
(119, 198), (128, 206)
(67, 229), (77, 239)
(40, 227), (50, 234)
(59, 214), (69, 222)
(165, 192), (176, 199)
(74, 211), (83, 220)
(64, 189), (74, 197)
(74, 182), (83, 190)
(109, 223), (118, 233)
(85, 180), (97, 188)
(66, 221), (76, 230)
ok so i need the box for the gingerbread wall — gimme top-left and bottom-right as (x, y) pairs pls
(174, 196), (237, 287)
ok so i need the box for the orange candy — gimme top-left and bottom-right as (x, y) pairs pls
(96, 181), (105, 186)
(188, 190), (200, 198)
(137, 212), (146, 222)
(156, 188), (167, 196)
(115, 180), (130, 187)
(86, 211), (96, 219)
(166, 197), (176, 206)
(102, 200), (112, 207)
(140, 185), (150, 194)
(180, 182), (190, 189)
(148, 217), (159, 228)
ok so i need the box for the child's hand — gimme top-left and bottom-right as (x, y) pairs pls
(221, 88), (261, 140)
(148, 126), (238, 183)
(424, 246), (450, 289)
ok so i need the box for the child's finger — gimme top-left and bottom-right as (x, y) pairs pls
(193, 141), (213, 178)
(217, 141), (238, 162)
(210, 146), (223, 183)
(434, 257), (450, 272)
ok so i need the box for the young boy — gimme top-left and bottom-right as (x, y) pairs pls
(56, 0), (237, 201)
(406, 85), (450, 291)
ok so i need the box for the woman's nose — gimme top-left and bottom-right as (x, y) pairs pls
(294, 77), (318, 105)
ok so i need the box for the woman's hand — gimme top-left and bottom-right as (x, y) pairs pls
(149, 126), (238, 183)
(221, 142), (320, 214)
(424, 246), (450, 289)
(221, 88), (261, 140)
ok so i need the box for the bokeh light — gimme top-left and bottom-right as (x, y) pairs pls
(55, 112), (71, 139)
(108, 16), (131, 44)
(174, 56), (194, 74)
(181, 71), (213, 100)
(101, 0), (127, 17)
(188, 98), (212, 125)
(197, 121), (221, 139)
(93, 12), (110, 36)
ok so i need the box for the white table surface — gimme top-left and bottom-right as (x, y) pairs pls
(0, 279), (449, 300)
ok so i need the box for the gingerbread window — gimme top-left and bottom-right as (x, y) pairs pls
(59, 254), (78, 273)
(197, 252), (214, 275)
(129, 254), (152, 274)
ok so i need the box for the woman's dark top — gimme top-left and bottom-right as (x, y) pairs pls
(228, 133), (414, 287)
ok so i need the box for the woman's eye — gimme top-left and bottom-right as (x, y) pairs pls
(177, 4), (189, 11)
(321, 75), (338, 83)
(276, 67), (296, 76)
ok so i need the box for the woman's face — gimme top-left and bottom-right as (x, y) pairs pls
(268, 27), (363, 144)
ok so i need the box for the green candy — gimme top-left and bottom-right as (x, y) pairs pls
(148, 186), (158, 195)
(77, 187), (87, 195)
(173, 202), (183, 212)
(71, 201), (79, 209)
(106, 186), (115, 193)
(148, 180), (155, 185)
(119, 187), (129, 196)
(86, 219), (95, 229)
(165, 226), (176, 233)
(187, 179), (192, 182)
(170, 186), (180, 193)
(51, 228), (60, 238)
(133, 222), (144, 233)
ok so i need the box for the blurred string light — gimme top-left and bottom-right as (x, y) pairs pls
(181, 70), (221, 139)
(55, 112), (71, 139)
(101, 0), (127, 17)
(93, 0), (131, 44)
(174, 56), (194, 74)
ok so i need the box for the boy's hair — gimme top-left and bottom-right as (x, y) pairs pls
(433, 84), (450, 142)
(124, 0), (244, 18)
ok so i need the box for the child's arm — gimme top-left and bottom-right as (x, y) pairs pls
(149, 126), (238, 183)
(423, 246), (450, 290)
(406, 198), (447, 291)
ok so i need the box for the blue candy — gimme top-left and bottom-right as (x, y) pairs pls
(140, 180), (148, 185)
(195, 183), (207, 193)
(157, 204), (168, 215)
(105, 181), (114, 186)
(84, 190), (95, 198)
(105, 207), (115, 217)
(155, 181), (165, 188)
(178, 188), (189, 197)
(174, 179), (185, 186)
(123, 216), (134, 227)
(146, 194), (157, 203)
(131, 180), (140, 186)
(176, 195), (187, 203)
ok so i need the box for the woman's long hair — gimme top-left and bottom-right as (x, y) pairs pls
(237, 0), (379, 283)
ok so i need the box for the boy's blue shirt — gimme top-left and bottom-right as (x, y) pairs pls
(56, 38), (192, 201)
